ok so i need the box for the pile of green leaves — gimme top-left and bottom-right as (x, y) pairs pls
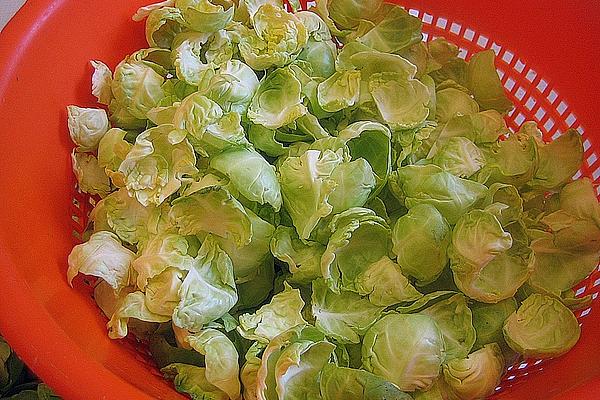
(66, 0), (599, 399)
(0, 337), (60, 399)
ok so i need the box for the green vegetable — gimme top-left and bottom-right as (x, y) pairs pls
(319, 0), (385, 31)
(247, 124), (287, 157)
(172, 235), (238, 331)
(111, 59), (165, 119)
(503, 293), (581, 358)
(443, 343), (505, 400)
(170, 186), (252, 246)
(466, 49), (512, 113)
(173, 36), (215, 87)
(311, 278), (384, 343)
(362, 313), (445, 391)
(214, 208), (275, 283)
(477, 131), (538, 188)
(357, 5), (422, 54)
(391, 204), (451, 286)
(176, 0), (234, 33)
(528, 129), (583, 191)
(144, 267), (186, 316)
(119, 124), (198, 206)
(187, 329), (241, 400)
(337, 121), (391, 197)
(478, 183), (523, 226)
(148, 334), (205, 369)
(429, 136), (485, 178)
(162, 363), (228, 400)
(71, 151), (112, 197)
(1, 336), (25, 397)
(279, 149), (343, 239)
(132, 233), (194, 290)
(68, 231), (135, 292)
(173, 92), (250, 157)
(0, 338), (11, 391)
(471, 298), (517, 349)
(238, 4), (308, 70)
(317, 70), (361, 112)
(67, 106), (109, 151)
(90, 60), (113, 105)
(205, 60), (260, 115)
(427, 110), (507, 153)
(449, 210), (534, 303)
(297, 39), (337, 79)
(107, 291), (171, 339)
(320, 364), (412, 400)
(354, 256), (421, 306)
(369, 71), (430, 130)
(411, 378), (450, 400)
(90, 188), (158, 245)
(210, 147), (282, 211)
(236, 258), (275, 310)
(270, 226), (325, 284)
(97, 128), (132, 187)
(247, 66), (307, 129)
(240, 343), (263, 400)
(143, 6), (185, 48)
(435, 87), (479, 123)
(526, 177), (600, 298)
(256, 326), (335, 400)
(420, 294), (476, 361)
(1, 384), (60, 400)
(321, 208), (391, 293)
(238, 282), (306, 342)
(328, 159), (376, 213)
(390, 164), (487, 224)
(67, 3), (599, 398)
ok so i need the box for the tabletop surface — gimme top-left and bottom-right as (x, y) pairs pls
(0, 0), (26, 32)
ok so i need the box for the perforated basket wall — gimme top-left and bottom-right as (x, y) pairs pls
(69, 1), (600, 397)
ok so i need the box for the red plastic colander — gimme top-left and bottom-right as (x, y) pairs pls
(0, 1), (599, 399)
